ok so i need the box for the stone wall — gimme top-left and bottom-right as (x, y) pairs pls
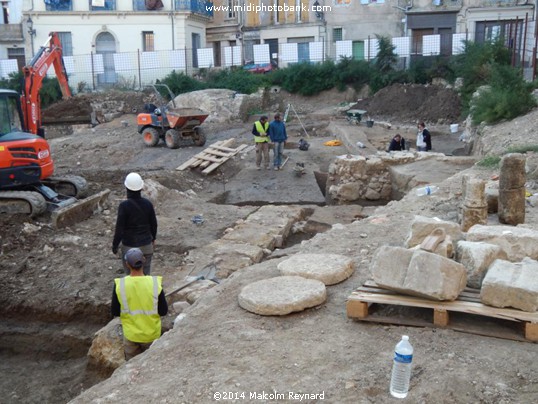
(326, 155), (392, 204)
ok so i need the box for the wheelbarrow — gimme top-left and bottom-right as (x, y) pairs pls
(346, 109), (367, 125)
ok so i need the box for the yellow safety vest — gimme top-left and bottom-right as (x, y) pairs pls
(254, 121), (269, 143)
(115, 275), (163, 343)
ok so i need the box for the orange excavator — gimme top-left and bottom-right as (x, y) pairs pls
(0, 32), (107, 223)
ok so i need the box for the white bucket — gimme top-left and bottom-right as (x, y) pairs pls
(450, 124), (459, 133)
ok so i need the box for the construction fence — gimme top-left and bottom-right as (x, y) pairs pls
(1, 24), (537, 92)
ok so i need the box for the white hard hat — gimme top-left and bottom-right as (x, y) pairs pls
(124, 172), (144, 191)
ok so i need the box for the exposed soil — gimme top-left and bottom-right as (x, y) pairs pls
(2, 85), (538, 404)
(352, 83), (462, 125)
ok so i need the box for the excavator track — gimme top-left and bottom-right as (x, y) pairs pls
(0, 191), (47, 217)
(43, 175), (89, 198)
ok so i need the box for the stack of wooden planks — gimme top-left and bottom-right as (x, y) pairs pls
(176, 138), (249, 175)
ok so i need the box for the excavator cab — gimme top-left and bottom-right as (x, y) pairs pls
(0, 90), (53, 188)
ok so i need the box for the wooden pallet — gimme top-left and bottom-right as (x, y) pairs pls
(176, 138), (248, 175)
(347, 281), (538, 342)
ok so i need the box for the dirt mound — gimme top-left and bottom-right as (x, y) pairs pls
(352, 83), (461, 125)
(42, 91), (147, 124)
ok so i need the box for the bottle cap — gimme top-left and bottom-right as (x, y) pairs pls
(402, 335), (409, 341)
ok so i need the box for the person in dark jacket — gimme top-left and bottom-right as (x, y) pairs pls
(112, 172), (157, 275)
(268, 113), (288, 170)
(388, 134), (406, 151)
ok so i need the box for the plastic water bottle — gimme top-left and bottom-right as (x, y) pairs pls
(390, 335), (413, 398)
(415, 185), (439, 196)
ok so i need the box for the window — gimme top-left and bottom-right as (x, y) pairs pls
(90, 0), (117, 11)
(57, 32), (73, 56)
(333, 28), (343, 42)
(44, 0), (72, 11)
(8, 48), (25, 71)
(0, 95), (23, 135)
(143, 31), (155, 52)
(227, 0), (236, 19)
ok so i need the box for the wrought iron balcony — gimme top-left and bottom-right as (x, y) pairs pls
(44, 0), (73, 11)
(175, 0), (214, 17)
(90, 0), (116, 11)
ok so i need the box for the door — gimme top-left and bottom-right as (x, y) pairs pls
(439, 28), (452, 56)
(411, 29), (434, 56)
(192, 33), (201, 68)
(297, 43), (309, 63)
(352, 41), (364, 60)
(96, 32), (117, 85)
(265, 38), (278, 66)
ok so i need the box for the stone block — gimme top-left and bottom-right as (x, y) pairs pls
(498, 188), (526, 225)
(499, 153), (526, 189)
(371, 247), (467, 301)
(463, 177), (487, 208)
(87, 318), (125, 375)
(455, 241), (507, 288)
(481, 258), (538, 312)
(461, 206), (488, 232)
(466, 225), (538, 261)
(405, 215), (463, 248)
(278, 253), (355, 285)
(238, 276), (327, 316)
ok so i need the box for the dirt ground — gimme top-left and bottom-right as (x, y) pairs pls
(1, 85), (538, 404)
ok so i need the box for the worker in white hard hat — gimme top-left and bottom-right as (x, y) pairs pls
(112, 172), (157, 275)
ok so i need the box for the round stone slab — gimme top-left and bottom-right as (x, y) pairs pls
(277, 253), (355, 285)
(238, 276), (327, 316)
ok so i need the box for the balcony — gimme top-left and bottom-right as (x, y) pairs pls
(0, 24), (24, 42)
(175, 0), (214, 17)
(89, 0), (116, 11)
(44, 0), (73, 11)
(133, 0), (164, 10)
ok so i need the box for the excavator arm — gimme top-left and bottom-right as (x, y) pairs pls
(21, 32), (71, 136)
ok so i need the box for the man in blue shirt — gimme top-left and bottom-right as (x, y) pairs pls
(268, 113), (288, 170)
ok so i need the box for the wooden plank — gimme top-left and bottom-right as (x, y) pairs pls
(208, 145), (237, 152)
(434, 309), (449, 327)
(193, 155), (224, 163)
(203, 149), (235, 158)
(176, 139), (236, 171)
(346, 300), (369, 319)
(525, 323), (538, 342)
(202, 144), (249, 175)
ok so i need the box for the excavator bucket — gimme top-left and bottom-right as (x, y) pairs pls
(51, 189), (110, 229)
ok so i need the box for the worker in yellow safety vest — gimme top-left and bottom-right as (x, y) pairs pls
(111, 248), (168, 360)
(251, 115), (271, 170)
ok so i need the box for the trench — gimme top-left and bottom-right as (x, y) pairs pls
(0, 309), (110, 404)
(2, 132), (464, 402)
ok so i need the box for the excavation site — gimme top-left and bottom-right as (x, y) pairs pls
(1, 85), (538, 404)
